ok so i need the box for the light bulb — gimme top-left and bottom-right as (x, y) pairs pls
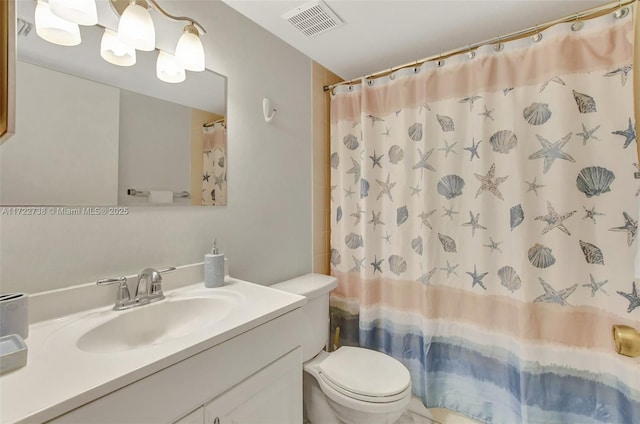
(101, 29), (136, 66)
(35, 0), (81, 46)
(49, 0), (98, 26)
(156, 51), (186, 83)
(118, 1), (155, 51)
(175, 24), (205, 72)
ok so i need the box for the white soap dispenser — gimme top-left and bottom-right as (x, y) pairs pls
(205, 238), (225, 288)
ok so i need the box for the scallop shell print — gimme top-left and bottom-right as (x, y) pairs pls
(498, 266), (522, 292)
(330, 152), (340, 169)
(436, 114), (455, 132)
(389, 255), (408, 276)
(437, 175), (465, 199)
(397, 206), (409, 226)
(345, 232), (364, 249)
(528, 243), (556, 268)
(438, 233), (457, 253)
(360, 179), (370, 199)
(573, 90), (597, 113)
(330, 249), (342, 266)
(576, 166), (615, 198)
(343, 134), (359, 150)
(489, 130), (518, 154)
(389, 145), (405, 164)
(579, 240), (604, 265)
(510, 204), (524, 230)
(522, 103), (552, 125)
(412, 236), (423, 255)
(408, 123), (423, 141)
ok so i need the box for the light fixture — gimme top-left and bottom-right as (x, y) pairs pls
(35, 0), (81, 46)
(156, 51), (186, 83)
(117, 0), (155, 51)
(49, 0), (98, 26)
(175, 23), (205, 72)
(100, 28), (136, 66)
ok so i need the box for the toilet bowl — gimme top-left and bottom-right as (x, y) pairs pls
(270, 274), (412, 424)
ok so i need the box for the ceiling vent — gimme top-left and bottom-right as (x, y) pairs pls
(282, 1), (344, 38)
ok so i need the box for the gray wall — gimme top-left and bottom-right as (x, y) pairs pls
(0, 0), (313, 294)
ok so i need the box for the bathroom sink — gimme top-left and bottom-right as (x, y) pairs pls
(76, 297), (235, 353)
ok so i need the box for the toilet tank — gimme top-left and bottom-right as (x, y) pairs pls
(270, 274), (337, 362)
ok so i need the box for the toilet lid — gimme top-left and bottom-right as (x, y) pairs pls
(318, 347), (411, 399)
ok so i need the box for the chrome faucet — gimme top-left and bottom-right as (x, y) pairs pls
(97, 267), (176, 311)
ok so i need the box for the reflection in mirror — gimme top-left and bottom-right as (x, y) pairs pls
(0, 1), (227, 207)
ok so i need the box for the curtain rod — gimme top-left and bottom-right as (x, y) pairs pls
(203, 118), (225, 128)
(323, 0), (636, 92)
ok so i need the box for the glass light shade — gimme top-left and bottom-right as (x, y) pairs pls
(117, 2), (155, 51)
(175, 27), (205, 72)
(35, 0), (81, 46)
(49, 0), (98, 26)
(100, 29), (136, 66)
(156, 51), (186, 84)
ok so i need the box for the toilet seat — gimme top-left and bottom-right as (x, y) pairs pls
(317, 346), (411, 403)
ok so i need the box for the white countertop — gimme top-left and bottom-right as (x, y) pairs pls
(0, 278), (306, 424)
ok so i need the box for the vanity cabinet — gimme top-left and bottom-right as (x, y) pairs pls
(48, 309), (303, 424)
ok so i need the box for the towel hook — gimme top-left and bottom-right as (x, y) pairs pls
(263, 97), (277, 123)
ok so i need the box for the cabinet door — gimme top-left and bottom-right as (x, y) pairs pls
(174, 407), (204, 424)
(204, 348), (302, 424)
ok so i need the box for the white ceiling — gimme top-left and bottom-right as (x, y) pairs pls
(221, 0), (607, 80)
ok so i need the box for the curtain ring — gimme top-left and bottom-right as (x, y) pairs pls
(436, 53), (445, 67)
(467, 44), (476, 59)
(493, 36), (503, 52)
(389, 68), (396, 80)
(571, 13), (584, 31)
(614, 0), (629, 18)
(531, 25), (543, 42)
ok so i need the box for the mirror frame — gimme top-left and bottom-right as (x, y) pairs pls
(0, 0), (15, 144)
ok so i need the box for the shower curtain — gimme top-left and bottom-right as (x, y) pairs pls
(202, 123), (227, 206)
(329, 9), (639, 424)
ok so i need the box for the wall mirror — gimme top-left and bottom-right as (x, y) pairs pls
(0, 0), (227, 207)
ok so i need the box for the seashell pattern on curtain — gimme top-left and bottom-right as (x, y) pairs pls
(329, 9), (639, 424)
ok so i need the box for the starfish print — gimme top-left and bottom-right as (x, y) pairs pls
(417, 267), (438, 287)
(214, 173), (225, 190)
(576, 123), (600, 145)
(503, 88), (514, 96)
(466, 265), (488, 290)
(534, 278), (577, 306)
(412, 148), (436, 177)
(439, 140), (457, 157)
(483, 237), (503, 253)
(524, 177), (544, 196)
(382, 232), (392, 245)
(478, 105), (495, 121)
(343, 187), (355, 199)
(395, 110), (402, 117)
(418, 209), (437, 229)
(368, 210), (384, 231)
(442, 205), (459, 221)
(349, 256), (366, 272)
(582, 206), (605, 224)
(459, 95), (482, 111)
(604, 65), (632, 86)
(369, 150), (383, 168)
(409, 183), (422, 198)
(475, 163), (508, 200)
(351, 204), (366, 225)
(617, 281), (640, 313)
(528, 133), (575, 174)
(462, 211), (487, 237)
(612, 118), (636, 149)
(330, 185), (337, 202)
(440, 260), (459, 278)
(609, 211), (637, 246)
(582, 274), (608, 297)
(539, 76), (566, 92)
(464, 138), (482, 161)
(346, 157), (361, 184)
(381, 127), (391, 139)
(370, 256), (384, 274)
(376, 173), (397, 202)
(419, 103), (431, 114)
(535, 201), (576, 236)
(366, 114), (384, 127)
(205, 151), (211, 158)
(203, 172), (210, 182)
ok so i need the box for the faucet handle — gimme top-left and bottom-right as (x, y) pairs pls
(158, 267), (176, 274)
(97, 276), (131, 310)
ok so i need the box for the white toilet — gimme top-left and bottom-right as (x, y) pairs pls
(271, 274), (412, 424)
